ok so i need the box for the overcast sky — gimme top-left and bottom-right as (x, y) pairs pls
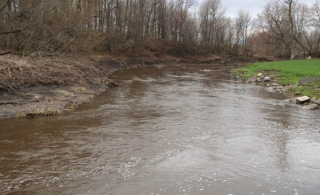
(196, 0), (316, 18)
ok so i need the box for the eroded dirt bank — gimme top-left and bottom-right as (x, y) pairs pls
(2, 53), (252, 118)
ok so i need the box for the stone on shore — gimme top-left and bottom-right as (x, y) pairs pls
(264, 76), (271, 82)
(298, 77), (319, 86)
(303, 104), (319, 110)
(296, 96), (310, 104)
(314, 99), (320, 105)
(311, 97), (317, 103)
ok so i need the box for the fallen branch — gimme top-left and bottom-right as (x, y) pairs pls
(0, 50), (12, 55)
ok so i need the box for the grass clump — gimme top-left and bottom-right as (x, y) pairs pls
(234, 59), (320, 98)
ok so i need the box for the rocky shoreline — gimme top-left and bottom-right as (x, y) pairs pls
(245, 72), (320, 110)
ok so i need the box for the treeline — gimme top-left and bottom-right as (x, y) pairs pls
(0, 0), (320, 59)
(255, 0), (320, 59)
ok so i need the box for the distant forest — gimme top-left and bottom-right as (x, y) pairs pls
(1, 0), (320, 59)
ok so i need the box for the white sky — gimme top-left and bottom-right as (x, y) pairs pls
(196, 0), (316, 18)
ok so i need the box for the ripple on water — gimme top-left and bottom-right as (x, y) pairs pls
(1, 65), (320, 195)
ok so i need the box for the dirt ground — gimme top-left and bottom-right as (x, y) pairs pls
(0, 53), (254, 118)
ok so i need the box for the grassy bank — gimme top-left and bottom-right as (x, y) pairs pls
(235, 59), (320, 98)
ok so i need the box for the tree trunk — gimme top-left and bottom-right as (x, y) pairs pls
(287, 0), (295, 60)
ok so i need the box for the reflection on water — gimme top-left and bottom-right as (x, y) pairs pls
(1, 64), (320, 195)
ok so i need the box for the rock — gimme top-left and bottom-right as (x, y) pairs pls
(314, 99), (320, 105)
(298, 77), (319, 86)
(264, 76), (271, 82)
(303, 104), (319, 110)
(311, 97), (317, 103)
(258, 72), (262, 77)
(296, 96), (310, 104)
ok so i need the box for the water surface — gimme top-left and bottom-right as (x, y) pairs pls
(1, 64), (320, 195)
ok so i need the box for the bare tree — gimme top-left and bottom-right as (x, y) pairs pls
(234, 9), (252, 56)
(255, 0), (320, 58)
(256, 0), (294, 58)
(199, 0), (226, 53)
(309, 0), (320, 57)
(0, 0), (43, 55)
(1, 0), (265, 57)
(285, 0), (296, 59)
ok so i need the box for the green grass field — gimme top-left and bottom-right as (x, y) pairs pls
(234, 59), (320, 98)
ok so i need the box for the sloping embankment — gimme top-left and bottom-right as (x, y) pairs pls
(0, 53), (228, 118)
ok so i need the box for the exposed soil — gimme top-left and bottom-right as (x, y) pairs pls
(0, 53), (256, 118)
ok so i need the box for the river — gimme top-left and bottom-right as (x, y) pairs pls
(1, 64), (320, 195)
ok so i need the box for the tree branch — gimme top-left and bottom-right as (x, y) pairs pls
(0, 0), (11, 13)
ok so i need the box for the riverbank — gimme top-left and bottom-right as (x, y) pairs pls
(234, 59), (320, 110)
(1, 53), (247, 118)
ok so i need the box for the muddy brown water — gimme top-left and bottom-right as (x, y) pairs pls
(1, 64), (320, 195)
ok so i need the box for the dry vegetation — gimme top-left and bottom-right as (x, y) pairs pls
(1, 0), (320, 58)
(0, 55), (107, 93)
